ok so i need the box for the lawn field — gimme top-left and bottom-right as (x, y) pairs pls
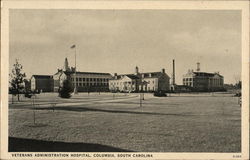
(8, 92), (241, 152)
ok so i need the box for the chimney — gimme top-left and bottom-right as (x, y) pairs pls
(135, 66), (139, 75)
(162, 68), (165, 73)
(196, 62), (200, 72)
(172, 59), (175, 85)
(114, 73), (117, 79)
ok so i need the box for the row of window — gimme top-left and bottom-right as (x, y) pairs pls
(73, 83), (108, 87)
(183, 78), (193, 82)
(183, 82), (192, 86)
(71, 78), (109, 82)
(110, 81), (155, 85)
(183, 78), (223, 83)
(110, 82), (135, 85)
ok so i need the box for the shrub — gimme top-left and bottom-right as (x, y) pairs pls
(59, 79), (73, 98)
(153, 91), (167, 97)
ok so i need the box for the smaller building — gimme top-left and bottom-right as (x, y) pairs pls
(109, 74), (140, 92)
(31, 75), (54, 92)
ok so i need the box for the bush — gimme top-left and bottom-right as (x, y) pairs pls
(153, 91), (167, 97)
(234, 92), (241, 97)
(59, 80), (73, 98)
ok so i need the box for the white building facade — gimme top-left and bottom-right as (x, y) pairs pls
(109, 67), (170, 92)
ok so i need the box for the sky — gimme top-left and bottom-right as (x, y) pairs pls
(9, 9), (241, 84)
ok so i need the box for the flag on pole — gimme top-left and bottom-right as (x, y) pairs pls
(70, 45), (76, 49)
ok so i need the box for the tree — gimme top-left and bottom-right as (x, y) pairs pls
(58, 79), (73, 98)
(235, 81), (242, 89)
(9, 59), (26, 101)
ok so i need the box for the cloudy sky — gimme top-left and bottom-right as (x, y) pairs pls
(9, 9), (241, 84)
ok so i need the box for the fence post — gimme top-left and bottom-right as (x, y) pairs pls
(140, 93), (142, 107)
(32, 95), (36, 125)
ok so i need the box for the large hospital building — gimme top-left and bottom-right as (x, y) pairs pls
(182, 63), (224, 92)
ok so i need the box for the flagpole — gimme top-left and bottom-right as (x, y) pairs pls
(74, 45), (77, 94)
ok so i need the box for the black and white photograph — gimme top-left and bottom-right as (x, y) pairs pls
(1, 1), (249, 160)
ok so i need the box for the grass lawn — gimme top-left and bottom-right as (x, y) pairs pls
(8, 92), (241, 152)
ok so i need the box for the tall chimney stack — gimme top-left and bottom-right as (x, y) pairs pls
(197, 62), (200, 72)
(172, 59), (175, 85)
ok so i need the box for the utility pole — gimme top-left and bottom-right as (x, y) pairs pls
(140, 93), (142, 107)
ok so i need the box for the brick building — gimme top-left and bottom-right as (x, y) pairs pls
(183, 69), (224, 92)
(30, 75), (54, 92)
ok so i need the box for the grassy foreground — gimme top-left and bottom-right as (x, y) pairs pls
(9, 92), (241, 152)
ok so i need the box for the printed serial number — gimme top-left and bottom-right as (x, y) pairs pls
(233, 155), (241, 158)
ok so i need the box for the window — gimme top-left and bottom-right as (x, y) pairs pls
(86, 78), (89, 81)
(83, 78), (85, 81)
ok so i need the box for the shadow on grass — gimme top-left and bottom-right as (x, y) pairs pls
(34, 106), (194, 117)
(9, 137), (133, 152)
(24, 123), (49, 128)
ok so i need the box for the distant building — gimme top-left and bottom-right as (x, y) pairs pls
(183, 69), (224, 92)
(109, 66), (170, 92)
(31, 75), (54, 92)
(24, 79), (31, 91)
(53, 58), (112, 92)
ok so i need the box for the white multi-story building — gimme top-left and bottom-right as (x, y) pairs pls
(183, 69), (224, 92)
(109, 66), (170, 92)
(53, 58), (112, 92)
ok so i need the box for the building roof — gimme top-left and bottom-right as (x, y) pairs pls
(193, 72), (223, 78)
(31, 75), (53, 79)
(110, 74), (140, 80)
(126, 74), (140, 79)
(142, 72), (163, 78)
(64, 71), (112, 76)
(111, 71), (166, 80)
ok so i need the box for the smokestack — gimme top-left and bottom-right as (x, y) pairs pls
(172, 59), (175, 85)
(162, 68), (165, 73)
(197, 62), (200, 72)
